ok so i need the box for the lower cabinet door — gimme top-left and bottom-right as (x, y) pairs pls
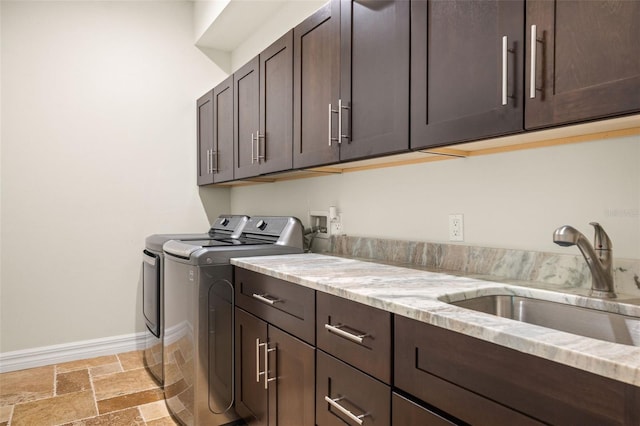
(235, 308), (315, 426)
(392, 393), (456, 426)
(268, 326), (315, 426)
(235, 308), (268, 426)
(316, 350), (390, 426)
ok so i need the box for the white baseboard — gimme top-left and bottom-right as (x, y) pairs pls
(0, 332), (148, 373)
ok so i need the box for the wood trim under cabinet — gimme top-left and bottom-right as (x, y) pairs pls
(210, 116), (640, 187)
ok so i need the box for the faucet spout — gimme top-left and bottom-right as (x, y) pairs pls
(553, 223), (616, 298)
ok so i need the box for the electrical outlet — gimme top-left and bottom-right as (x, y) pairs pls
(449, 214), (464, 241)
(330, 220), (344, 235)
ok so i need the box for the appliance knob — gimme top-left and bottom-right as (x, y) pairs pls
(256, 220), (267, 230)
(220, 218), (229, 226)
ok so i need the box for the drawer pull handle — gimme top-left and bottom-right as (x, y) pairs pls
(256, 339), (263, 383)
(252, 293), (281, 305)
(501, 35), (508, 106)
(530, 24), (542, 99)
(324, 323), (367, 344)
(324, 396), (368, 425)
(256, 339), (277, 389)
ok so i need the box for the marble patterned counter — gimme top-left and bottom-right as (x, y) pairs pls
(231, 253), (640, 387)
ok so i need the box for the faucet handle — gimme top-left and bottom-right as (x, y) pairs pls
(589, 222), (612, 251)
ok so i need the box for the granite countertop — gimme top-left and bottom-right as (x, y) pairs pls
(230, 253), (640, 387)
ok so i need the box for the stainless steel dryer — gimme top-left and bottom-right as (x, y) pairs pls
(142, 215), (249, 385)
(162, 216), (303, 426)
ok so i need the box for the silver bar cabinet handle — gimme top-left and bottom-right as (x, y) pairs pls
(252, 130), (260, 163)
(530, 25), (537, 99)
(256, 339), (263, 383)
(338, 99), (343, 144)
(324, 323), (367, 344)
(251, 132), (255, 164)
(256, 129), (264, 161)
(263, 343), (276, 389)
(252, 293), (280, 305)
(206, 149), (210, 174)
(328, 103), (339, 146)
(328, 104), (333, 146)
(502, 36), (508, 106)
(209, 148), (215, 174)
(209, 149), (216, 174)
(339, 99), (350, 142)
(324, 396), (368, 425)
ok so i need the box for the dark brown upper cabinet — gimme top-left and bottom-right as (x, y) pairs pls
(525, 0), (640, 129)
(294, 0), (409, 169)
(234, 57), (260, 180)
(293, 0), (341, 169)
(212, 76), (235, 183)
(234, 31), (294, 180)
(197, 76), (234, 186)
(339, 0), (410, 161)
(197, 90), (214, 185)
(259, 31), (294, 176)
(411, 0), (525, 150)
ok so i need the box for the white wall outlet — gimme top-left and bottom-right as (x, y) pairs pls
(449, 214), (464, 241)
(330, 219), (344, 235)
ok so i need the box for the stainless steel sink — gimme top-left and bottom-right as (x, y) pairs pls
(450, 295), (640, 346)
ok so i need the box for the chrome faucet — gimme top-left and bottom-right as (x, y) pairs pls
(553, 222), (616, 298)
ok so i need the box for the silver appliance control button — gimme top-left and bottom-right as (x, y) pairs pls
(256, 220), (267, 230)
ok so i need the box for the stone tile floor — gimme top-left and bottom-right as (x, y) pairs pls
(0, 350), (179, 426)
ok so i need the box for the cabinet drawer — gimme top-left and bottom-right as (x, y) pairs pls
(235, 268), (315, 344)
(316, 292), (391, 383)
(316, 350), (390, 426)
(391, 393), (455, 426)
(395, 315), (631, 426)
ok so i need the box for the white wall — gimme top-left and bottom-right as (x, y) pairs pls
(1, 1), (230, 352)
(231, 135), (640, 259)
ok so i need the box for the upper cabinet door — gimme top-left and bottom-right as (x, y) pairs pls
(213, 76), (235, 183)
(411, 0), (524, 150)
(525, 0), (640, 129)
(260, 31), (294, 176)
(293, 0), (341, 169)
(234, 57), (261, 180)
(339, 0), (410, 161)
(197, 90), (214, 186)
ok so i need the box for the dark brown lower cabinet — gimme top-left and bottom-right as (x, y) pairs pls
(395, 315), (639, 426)
(316, 292), (391, 384)
(316, 350), (390, 426)
(233, 268), (639, 425)
(391, 393), (455, 426)
(236, 307), (268, 425)
(235, 308), (315, 426)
